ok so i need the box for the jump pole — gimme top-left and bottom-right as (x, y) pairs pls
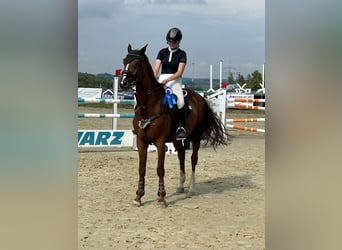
(227, 103), (265, 111)
(113, 70), (120, 130)
(78, 113), (134, 118)
(227, 98), (265, 103)
(226, 124), (265, 133)
(208, 64), (214, 92)
(77, 98), (134, 104)
(226, 118), (265, 123)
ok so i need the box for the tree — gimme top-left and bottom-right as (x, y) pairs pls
(227, 72), (235, 84)
(78, 72), (113, 89)
(245, 74), (251, 83)
(246, 70), (262, 91)
(236, 73), (245, 86)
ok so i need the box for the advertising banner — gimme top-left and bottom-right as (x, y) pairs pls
(78, 130), (134, 147)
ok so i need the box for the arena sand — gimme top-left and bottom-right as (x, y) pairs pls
(78, 105), (265, 249)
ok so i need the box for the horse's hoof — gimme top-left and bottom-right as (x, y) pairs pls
(186, 190), (197, 197)
(132, 200), (142, 207)
(176, 187), (185, 193)
(158, 201), (167, 208)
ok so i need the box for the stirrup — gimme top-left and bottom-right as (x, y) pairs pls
(176, 127), (186, 140)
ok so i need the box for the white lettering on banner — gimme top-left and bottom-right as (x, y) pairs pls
(78, 130), (134, 147)
(227, 93), (254, 99)
(78, 88), (103, 99)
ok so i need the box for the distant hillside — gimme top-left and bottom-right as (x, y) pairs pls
(96, 73), (114, 81)
(78, 72), (113, 89)
(78, 72), (223, 91)
(183, 77), (221, 91)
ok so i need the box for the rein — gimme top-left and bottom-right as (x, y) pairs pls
(141, 84), (164, 95)
(134, 84), (166, 130)
(122, 49), (167, 130)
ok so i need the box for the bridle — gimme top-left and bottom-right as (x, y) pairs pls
(121, 52), (145, 90)
(121, 52), (164, 95)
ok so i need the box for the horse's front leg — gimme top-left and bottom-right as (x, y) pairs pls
(188, 140), (200, 195)
(155, 140), (167, 207)
(133, 139), (148, 206)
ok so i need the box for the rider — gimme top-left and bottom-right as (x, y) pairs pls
(153, 27), (187, 140)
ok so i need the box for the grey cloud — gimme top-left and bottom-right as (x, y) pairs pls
(154, 0), (206, 4)
(79, 1), (125, 20)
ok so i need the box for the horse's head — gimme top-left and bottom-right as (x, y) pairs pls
(120, 44), (148, 90)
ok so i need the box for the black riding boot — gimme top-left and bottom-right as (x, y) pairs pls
(176, 106), (187, 140)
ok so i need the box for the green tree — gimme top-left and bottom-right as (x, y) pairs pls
(236, 73), (245, 85)
(246, 70), (262, 91)
(78, 72), (113, 89)
(227, 72), (235, 84)
(245, 74), (251, 83)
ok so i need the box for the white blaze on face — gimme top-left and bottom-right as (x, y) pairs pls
(123, 64), (130, 82)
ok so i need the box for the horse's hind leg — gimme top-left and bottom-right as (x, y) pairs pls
(173, 140), (186, 193)
(189, 140), (200, 195)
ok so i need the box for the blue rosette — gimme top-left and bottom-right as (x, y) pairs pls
(162, 87), (177, 109)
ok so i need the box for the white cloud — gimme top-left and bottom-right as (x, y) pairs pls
(241, 62), (261, 71)
(124, 0), (205, 4)
(78, 0), (126, 20)
(78, 0), (265, 77)
(122, 0), (264, 18)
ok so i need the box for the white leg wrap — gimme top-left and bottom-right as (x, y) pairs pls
(189, 171), (196, 193)
(179, 171), (186, 188)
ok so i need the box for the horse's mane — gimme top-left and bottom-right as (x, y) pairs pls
(143, 54), (160, 86)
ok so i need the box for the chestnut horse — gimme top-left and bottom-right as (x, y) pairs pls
(120, 44), (227, 207)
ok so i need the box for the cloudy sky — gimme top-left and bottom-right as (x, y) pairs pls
(78, 0), (264, 79)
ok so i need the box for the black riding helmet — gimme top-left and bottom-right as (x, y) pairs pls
(166, 27), (182, 43)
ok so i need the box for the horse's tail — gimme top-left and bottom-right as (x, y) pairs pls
(200, 99), (228, 149)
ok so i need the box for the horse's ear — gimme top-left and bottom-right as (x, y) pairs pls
(128, 44), (132, 52)
(140, 44), (148, 54)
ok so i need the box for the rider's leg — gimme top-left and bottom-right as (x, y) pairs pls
(172, 85), (186, 140)
(176, 106), (186, 140)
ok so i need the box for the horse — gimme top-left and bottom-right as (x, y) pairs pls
(120, 44), (227, 207)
